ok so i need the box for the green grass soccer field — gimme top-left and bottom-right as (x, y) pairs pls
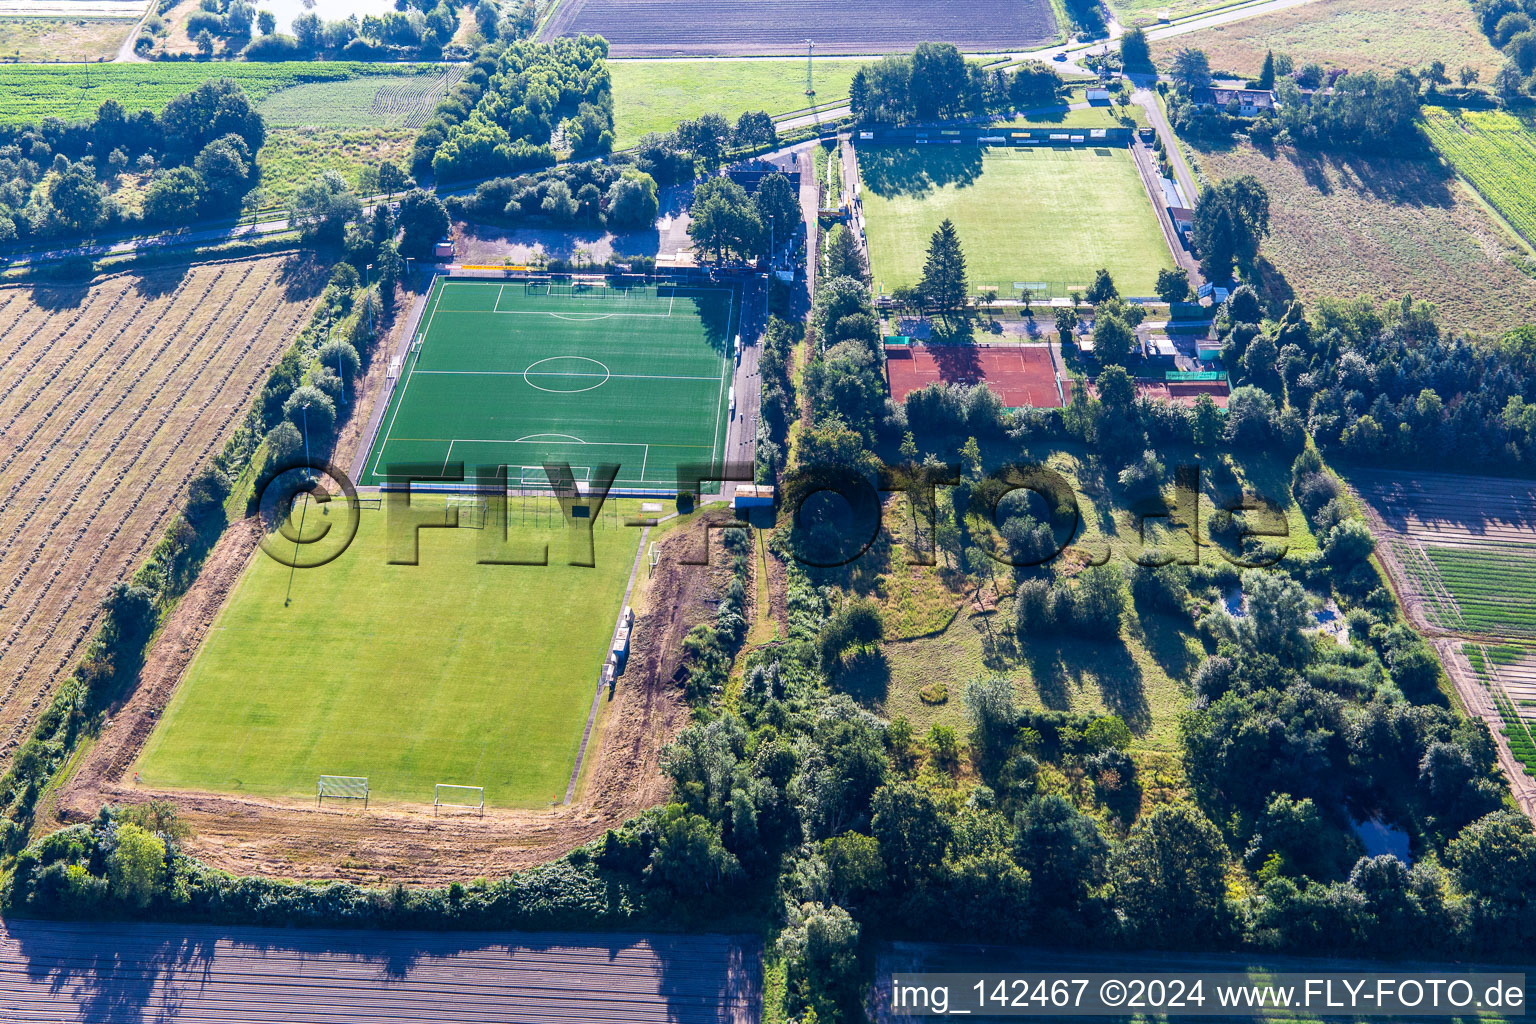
(362, 279), (738, 490)
(858, 145), (1175, 299)
(135, 497), (642, 807)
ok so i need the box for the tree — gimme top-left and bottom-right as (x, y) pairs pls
(396, 188), (449, 258)
(1193, 175), (1270, 281)
(1054, 306), (1076, 343)
(473, 0), (498, 37)
(283, 385), (337, 445)
(675, 113), (733, 169)
(290, 171), (361, 244)
(606, 171), (659, 230)
(257, 8), (275, 33)
(919, 218), (967, 314)
(1238, 568), (1312, 665)
(1092, 311), (1136, 365)
(378, 161), (411, 201)
(1172, 47), (1213, 90)
(1121, 27), (1152, 71)
(688, 177), (760, 262)
(646, 804), (742, 898)
(1013, 794), (1108, 909)
(752, 172), (800, 249)
(143, 167), (204, 226)
(1111, 803), (1229, 945)
(1095, 364), (1136, 409)
(1085, 267), (1117, 304)
(108, 823), (166, 908)
(1258, 49), (1276, 89)
(733, 110), (778, 150)
(1323, 518), (1375, 567)
(871, 781), (951, 883)
(1459, 65), (1480, 86)
(824, 224), (868, 282)
(186, 465), (232, 522)
(1156, 267), (1190, 303)
(192, 134), (253, 211)
(48, 166), (105, 234)
(195, 28), (215, 56)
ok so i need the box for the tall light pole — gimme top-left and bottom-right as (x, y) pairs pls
(805, 39), (815, 97)
(365, 263), (375, 337)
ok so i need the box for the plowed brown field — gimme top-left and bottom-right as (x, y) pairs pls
(546, 0), (1056, 55)
(0, 255), (321, 766)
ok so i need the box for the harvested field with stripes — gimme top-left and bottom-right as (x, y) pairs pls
(0, 256), (320, 769)
(1351, 468), (1536, 810)
(1, 919), (760, 1024)
(545, 0), (1056, 55)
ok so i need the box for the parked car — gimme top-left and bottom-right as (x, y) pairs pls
(1053, 52), (1068, 62)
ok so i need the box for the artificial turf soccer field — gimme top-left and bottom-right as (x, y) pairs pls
(135, 498), (641, 808)
(362, 278), (738, 489)
(858, 146), (1175, 298)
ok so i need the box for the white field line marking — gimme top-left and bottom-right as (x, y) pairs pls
(709, 287), (735, 467)
(412, 370), (721, 381)
(373, 278), (445, 479)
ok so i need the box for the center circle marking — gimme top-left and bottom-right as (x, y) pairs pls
(522, 356), (611, 393)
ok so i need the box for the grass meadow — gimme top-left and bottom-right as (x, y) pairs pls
(1421, 106), (1536, 249)
(858, 145), (1174, 297)
(1195, 141), (1536, 334)
(135, 498), (642, 808)
(1148, 0), (1505, 79)
(610, 57), (865, 148)
(0, 16), (135, 62)
(256, 128), (414, 207)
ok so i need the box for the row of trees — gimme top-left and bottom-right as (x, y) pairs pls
(851, 42), (1065, 124)
(241, 0), (537, 61)
(1471, 0), (1536, 99)
(456, 161), (659, 231)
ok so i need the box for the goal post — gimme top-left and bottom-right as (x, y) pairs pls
(434, 783), (485, 816)
(318, 775), (369, 808)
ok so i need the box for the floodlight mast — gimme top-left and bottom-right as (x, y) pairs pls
(806, 40), (815, 97)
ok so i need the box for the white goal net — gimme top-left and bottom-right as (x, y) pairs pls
(317, 775), (369, 808)
(434, 784), (485, 816)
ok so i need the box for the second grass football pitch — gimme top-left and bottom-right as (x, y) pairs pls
(363, 278), (739, 490)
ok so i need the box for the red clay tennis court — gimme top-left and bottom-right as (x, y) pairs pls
(885, 343), (1065, 408)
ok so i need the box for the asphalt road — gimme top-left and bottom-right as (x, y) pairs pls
(0, 918), (760, 1024)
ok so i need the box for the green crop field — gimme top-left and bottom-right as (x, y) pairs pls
(257, 67), (465, 130)
(0, 62), (442, 125)
(1425, 546), (1536, 634)
(609, 57), (864, 149)
(1422, 106), (1536, 248)
(362, 278), (737, 490)
(858, 145), (1174, 298)
(135, 497), (642, 807)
